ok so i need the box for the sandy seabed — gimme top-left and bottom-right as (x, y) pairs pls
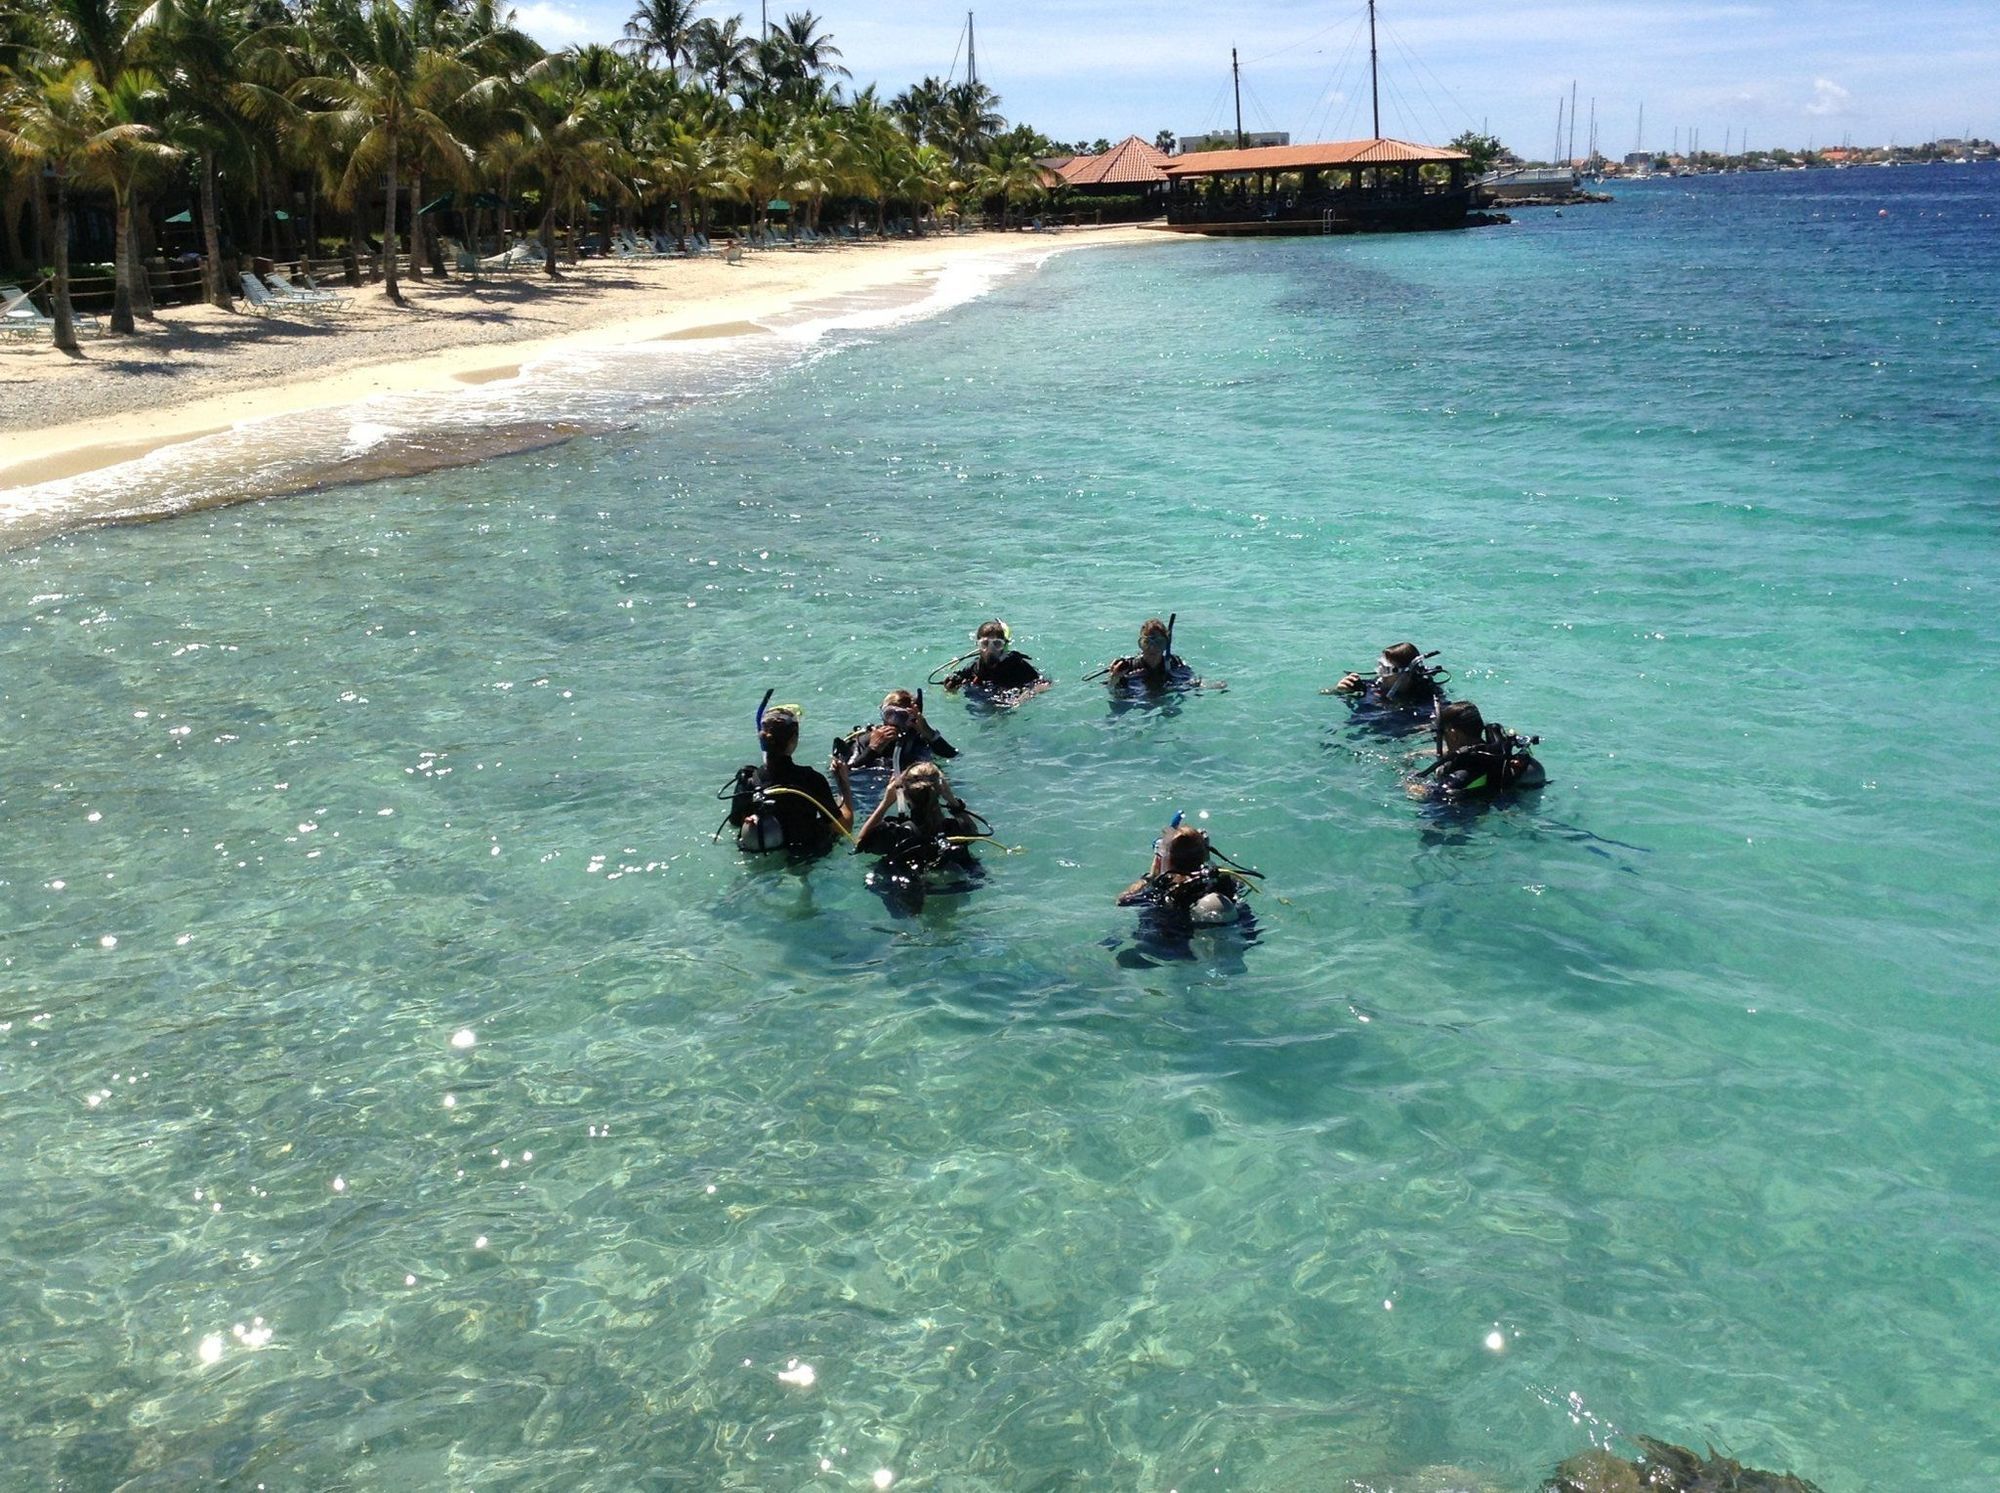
(0, 226), (1165, 496)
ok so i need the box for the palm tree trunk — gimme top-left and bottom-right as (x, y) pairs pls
(131, 195), (157, 321)
(382, 134), (402, 303)
(199, 149), (230, 309)
(408, 171), (425, 281)
(1, 172), (24, 269)
(676, 192), (691, 251)
(110, 183), (136, 335)
(540, 170), (560, 277)
(52, 179), (79, 356)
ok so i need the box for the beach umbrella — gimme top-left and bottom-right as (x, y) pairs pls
(767, 199), (791, 212)
(165, 209), (192, 223)
(419, 193), (454, 216)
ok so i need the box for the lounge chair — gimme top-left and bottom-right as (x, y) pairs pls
(478, 241), (541, 271)
(1, 285), (52, 338)
(262, 273), (349, 312)
(236, 275), (282, 314)
(2, 283), (99, 336)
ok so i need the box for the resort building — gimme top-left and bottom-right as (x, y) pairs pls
(1048, 135), (1174, 216)
(1156, 136), (1474, 236)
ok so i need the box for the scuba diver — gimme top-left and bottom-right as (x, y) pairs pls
(1328, 641), (1448, 724)
(832, 689), (959, 773)
(1116, 816), (1259, 933)
(853, 762), (991, 910)
(1095, 615), (1213, 693)
(934, 619), (1050, 707)
(721, 693), (854, 856)
(1412, 700), (1547, 803)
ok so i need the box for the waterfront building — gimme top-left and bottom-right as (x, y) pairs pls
(1156, 136), (1474, 236)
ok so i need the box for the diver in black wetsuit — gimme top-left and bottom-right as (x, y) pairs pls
(1116, 820), (1253, 928)
(1328, 641), (1448, 720)
(725, 698), (854, 856)
(938, 619), (1049, 706)
(1413, 700), (1547, 802)
(1103, 616), (1205, 692)
(833, 689), (959, 772)
(853, 761), (988, 905)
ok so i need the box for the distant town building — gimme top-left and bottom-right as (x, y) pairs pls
(1177, 130), (1291, 154)
(1623, 151), (1654, 170)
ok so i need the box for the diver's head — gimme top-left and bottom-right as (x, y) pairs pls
(1161, 823), (1211, 873)
(881, 688), (917, 727)
(759, 704), (801, 758)
(1436, 700), (1484, 753)
(975, 619), (1011, 658)
(900, 761), (949, 830)
(1138, 617), (1170, 661)
(1378, 641), (1422, 676)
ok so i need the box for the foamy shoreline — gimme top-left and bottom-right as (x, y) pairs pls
(0, 226), (1165, 501)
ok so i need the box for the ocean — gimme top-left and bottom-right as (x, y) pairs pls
(3, 165), (1997, 1491)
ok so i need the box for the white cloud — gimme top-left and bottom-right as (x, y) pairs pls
(1805, 77), (1852, 117)
(509, 0), (599, 46)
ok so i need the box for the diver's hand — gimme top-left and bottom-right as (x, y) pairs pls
(883, 769), (906, 796)
(1335, 671), (1364, 692)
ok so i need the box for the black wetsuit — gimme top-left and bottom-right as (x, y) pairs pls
(730, 758), (842, 854)
(835, 725), (959, 771)
(1108, 653), (1194, 690)
(1425, 740), (1546, 800)
(1118, 865), (1246, 917)
(856, 813), (979, 871)
(944, 651), (1042, 698)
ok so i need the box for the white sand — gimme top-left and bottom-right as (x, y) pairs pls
(0, 227), (1166, 492)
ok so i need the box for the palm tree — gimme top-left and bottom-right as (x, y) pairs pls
(644, 117), (717, 250)
(130, 0), (248, 310)
(725, 129), (786, 242)
(0, 58), (158, 352)
(619, 0), (698, 72)
(776, 11), (845, 93)
(940, 80), (1002, 169)
(99, 68), (182, 330)
(289, 0), (482, 303)
(509, 52), (623, 276)
(689, 15), (754, 102)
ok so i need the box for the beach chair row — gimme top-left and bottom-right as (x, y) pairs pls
(237, 271), (351, 317)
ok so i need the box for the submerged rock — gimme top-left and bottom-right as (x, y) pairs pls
(1545, 1437), (1823, 1493)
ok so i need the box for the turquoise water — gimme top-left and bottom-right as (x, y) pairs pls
(4, 167), (1999, 1491)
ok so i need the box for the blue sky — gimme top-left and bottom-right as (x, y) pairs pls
(509, 0), (2000, 155)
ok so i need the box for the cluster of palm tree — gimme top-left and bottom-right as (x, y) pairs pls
(0, 0), (1070, 354)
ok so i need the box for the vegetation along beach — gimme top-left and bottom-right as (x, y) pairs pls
(3, 0), (1999, 1489)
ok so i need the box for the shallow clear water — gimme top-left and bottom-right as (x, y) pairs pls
(4, 168), (1999, 1492)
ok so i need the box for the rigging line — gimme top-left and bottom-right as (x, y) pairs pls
(1305, 12), (1368, 143)
(1382, 28), (1456, 144)
(1239, 3), (1364, 67)
(1241, 77), (1281, 136)
(1381, 16), (1481, 135)
(943, 18), (964, 88)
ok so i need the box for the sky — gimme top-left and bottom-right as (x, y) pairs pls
(510, 0), (2000, 156)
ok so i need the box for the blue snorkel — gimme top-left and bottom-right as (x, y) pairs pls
(755, 688), (774, 735)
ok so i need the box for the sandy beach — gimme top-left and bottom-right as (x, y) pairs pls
(0, 226), (1162, 494)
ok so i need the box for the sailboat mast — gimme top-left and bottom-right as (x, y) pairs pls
(1232, 47), (1244, 149)
(1368, 0), (1381, 138)
(967, 11), (976, 87)
(1567, 80), (1578, 166)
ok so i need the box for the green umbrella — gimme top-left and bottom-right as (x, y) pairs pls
(165, 209), (192, 223)
(419, 193), (454, 215)
(767, 199), (791, 211)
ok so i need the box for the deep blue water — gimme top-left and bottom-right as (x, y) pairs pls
(3, 165), (1998, 1491)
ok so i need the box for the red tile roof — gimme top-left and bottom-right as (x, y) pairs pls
(1057, 136), (1172, 186)
(1159, 137), (1469, 176)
